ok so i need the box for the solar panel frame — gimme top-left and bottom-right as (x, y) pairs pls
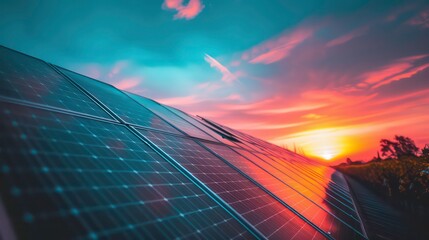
(0, 102), (256, 238)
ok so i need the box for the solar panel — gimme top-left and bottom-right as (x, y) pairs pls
(57, 67), (182, 135)
(0, 46), (112, 120)
(160, 105), (237, 144)
(201, 117), (356, 203)
(202, 143), (365, 239)
(266, 154), (356, 207)
(0, 46), (369, 239)
(0, 102), (254, 239)
(138, 129), (327, 239)
(126, 93), (217, 141)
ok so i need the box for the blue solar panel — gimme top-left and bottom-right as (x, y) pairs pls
(138, 129), (326, 239)
(57, 68), (182, 135)
(0, 101), (254, 239)
(0, 46), (112, 119)
(127, 93), (217, 141)
(0, 46), (370, 239)
(203, 143), (366, 239)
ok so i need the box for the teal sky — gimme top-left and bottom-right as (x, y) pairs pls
(1, 0), (429, 161)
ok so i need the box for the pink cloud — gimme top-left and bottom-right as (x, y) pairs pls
(196, 81), (222, 91)
(248, 103), (328, 114)
(156, 95), (201, 106)
(242, 27), (314, 64)
(372, 63), (429, 89)
(358, 54), (429, 88)
(226, 94), (241, 101)
(108, 61), (128, 78)
(113, 77), (141, 90)
(407, 8), (429, 28)
(163, 0), (204, 20)
(204, 54), (237, 83)
(326, 26), (368, 47)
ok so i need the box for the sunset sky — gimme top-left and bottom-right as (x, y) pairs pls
(1, 0), (429, 163)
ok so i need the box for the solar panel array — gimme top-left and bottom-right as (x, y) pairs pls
(0, 45), (367, 239)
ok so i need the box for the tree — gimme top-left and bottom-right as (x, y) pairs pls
(380, 135), (419, 159)
(422, 144), (429, 157)
(346, 157), (353, 165)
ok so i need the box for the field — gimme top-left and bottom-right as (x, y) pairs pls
(335, 157), (429, 211)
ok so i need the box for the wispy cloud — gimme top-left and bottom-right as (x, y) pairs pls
(162, 0), (204, 20)
(242, 26), (314, 64)
(357, 54), (429, 89)
(114, 77), (142, 90)
(326, 26), (368, 47)
(248, 103), (328, 114)
(407, 8), (429, 28)
(156, 95), (201, 106)
(204, 54), (237, 83)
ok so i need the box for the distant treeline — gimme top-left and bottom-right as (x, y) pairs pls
(335, 135), (429, 213)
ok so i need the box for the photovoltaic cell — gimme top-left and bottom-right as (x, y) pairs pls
(160, 105), (235, 144)
(139, 130), (325, 240)
(58, 68), (181, 135)
(127, 93), (216, 141)
(202, 118), (355, 205)
(0, 46), (111, 119)
(0, 46), (368, 239)
(265, 154), (356, 208)
(0, 102), (253, 239)
(203, 143), (365, 239)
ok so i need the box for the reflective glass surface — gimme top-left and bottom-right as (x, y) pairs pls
(59, 68), (181, 134)
(127, 93), (216, 141)
(0, 102), (253, 239)
(204, 143), (365, 239)
(140, 130), (325, 240)
(0, 46), (111, 119)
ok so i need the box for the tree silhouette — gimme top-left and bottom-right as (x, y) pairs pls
(380, 135), (419, 159)
(422, 144), (429, 157)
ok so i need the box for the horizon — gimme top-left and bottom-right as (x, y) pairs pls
(1, 0), (429, 164)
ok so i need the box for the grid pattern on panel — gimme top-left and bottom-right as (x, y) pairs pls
(139, 130), (325, 240)
(161, 106), (233, 144)
(249, 151), (360, 222)
(127, 93), (215, 141)
(58, 68), (181, 135)
(0, 46), (111, 119)
(0, 102), (253, 240)
(268, 154), (356, 209)
(206, 144), (365, 239)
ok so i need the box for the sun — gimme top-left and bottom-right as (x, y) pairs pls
(321, 151), (334, 160)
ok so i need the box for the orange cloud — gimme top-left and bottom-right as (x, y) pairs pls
(204, 54), (237, 83)
(163, 0), (204, 20)
(242, 27), (313, 64)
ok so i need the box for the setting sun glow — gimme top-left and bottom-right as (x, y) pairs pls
(321, 151), (334, 160)
(272, 128), (358, 162)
